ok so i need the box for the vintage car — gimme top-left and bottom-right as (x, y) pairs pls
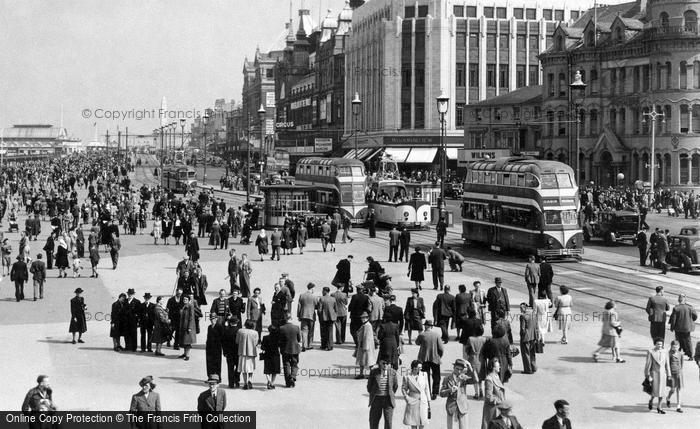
(679, 225), (700, 236)
(583, 210), (640, 246)
(666, 235), (700, 273)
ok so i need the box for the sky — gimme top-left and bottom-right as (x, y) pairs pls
(0, 0), (348, 142)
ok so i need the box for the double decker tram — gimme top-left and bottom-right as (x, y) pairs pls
(461, 157), (583, 260)
(293, 157), (367, 221)
(161, 164), (197, 192)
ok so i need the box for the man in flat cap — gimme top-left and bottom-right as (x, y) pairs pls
(439, 358), (475, 429)
(487, 400), (523, 429)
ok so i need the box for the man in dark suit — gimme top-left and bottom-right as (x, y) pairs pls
(332, 285), (349, 344)
(541, 399), (572, 429)
(454, 284), (471, 338)
(388, 226), (400, 262)
(416, 320), (444, 399)
(366, 359), (397, 429)
(349, 287), (372, 345)
(29, 253), (47, 301)
(10, 255), (29, 302)
(428, 242), (446, 290)
(489, 401), (524, 429)
(124, 288), (141, 351)
(210, 289), (231, 326)
(167, 288), (184, 349)
(226, 288), (245, 328)
(221, 320), (240, 388)
(487, 278), (510, 332)
(317, 287), (337, 350)
(539, 259), (554, 301)
(433, 285), (456, 343)
(140, 293), (155, 352)
(186, 231), (200, 262)
(636, 229), (648, 266)
(297, 282), (318, 351)
(398, 227), (411, 262)
(197, 374), (227, 429)
(646, 286), (669, 343)
(226, 250), (239, 293)
(669, 293), (698, 359)
(383, 295), (404, 333)
(367, 209), (377, 238)
(333, 255), (353, 294)
(278, 314), (302, 388)
(519, 303), (538, 374)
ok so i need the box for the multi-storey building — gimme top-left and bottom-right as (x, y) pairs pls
(344, 0), (589, 165)
(540, 0), (700, 187)
(1, 124), (72, 159)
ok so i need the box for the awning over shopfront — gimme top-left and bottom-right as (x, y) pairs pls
(343, 148), (382, 161)
(446, 148), (459, 160)
(383, 147), (411, 163)
(404, 147), (437, 163)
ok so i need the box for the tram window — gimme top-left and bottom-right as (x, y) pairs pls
(340, 185), (353, 203)
(510, 175), (518, 186)
(490, 173), (497, 184)
(541, 174), (557, 189)
(187, 171), (195, 179)
(544, 210), (577, 225)
(496, 173), (504, 185)
(501, 173), (509, 185)
(556, 173), (573, 188)
(516, 174), (525, 187)
(525, 173), (539, 187)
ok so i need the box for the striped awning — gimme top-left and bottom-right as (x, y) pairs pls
(343, 148), (381, 160)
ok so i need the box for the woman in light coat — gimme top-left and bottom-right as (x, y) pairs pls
(592, 300), (624, 363)
(152, 297), (171, 356)
(236, 319), (259, 390)
(553, 285), (573, 344)
(355, 313), (376, 379)
(482, 359), (505, 429)
(645, 337), (671, 413)
(178, 295), (198, 361)
(402, 360), (431, 429)
(666, 340), (684, 412)
(533, 289), (552, 343)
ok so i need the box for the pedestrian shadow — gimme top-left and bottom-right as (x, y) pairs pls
(557, 356), (597, 363)
(592, 404), (656, 414)
(36, 338), (77, 345)
(159, 376), (209, 386)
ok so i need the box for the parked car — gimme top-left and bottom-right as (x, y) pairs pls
(444, 182), (463, 199)
(583, 210), (640, 246)
(666, 235), (700, 273)
(679, 225), (700, 236)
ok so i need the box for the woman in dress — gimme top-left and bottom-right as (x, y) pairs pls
(407, 247), (427, 290)
(645, 337), (671, 413)
(209, 220), (221, 249)
(75, 228), (85, 258)
(151, 217), (161, 245)
(460, 309), (486, 398)
(69, 288), (87, 344)
(246, 287), (264, 342)
(236, 320), (259, 390)
(255, 229), (269, 261)
(665, 340), (684, 412)
(161, 215), (172, 245)
(178, 295), (198, 361)
(481, 359), (506, 429)
(402, 360), (431, 429)
(238, 253), (252, 298)
(151, 296), (171, 357)
(55, 236), (69, 278)
(481, 325), (512, 383)
(533, 289), (552, 344)
(403, 288), (425, 345)
(281, 225), (292, 255)
(261, 324), (281, 389)
(592, 300), (625, 363)
(88, 243), (100, 278)
(553, 285), (573, 344)
(173, 215), (183, 245)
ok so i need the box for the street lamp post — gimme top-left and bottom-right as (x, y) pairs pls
(159, 126), (165, 171)
(180, 118), (186, 154)
(436, 90), (450, 213)
(203, 114), (209, 184)
(570, 70), (587, 186)
(643, 107), (665, 196)
(170, 123), (176, 160)
(257, 104), (266, 179)
(351, 92), (362, 159)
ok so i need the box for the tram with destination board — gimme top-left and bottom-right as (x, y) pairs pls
(461, 157), (583, 260)
(294, 157), (368, 221)
(367, 155), (431, 229)
(161, 164), (197, 192)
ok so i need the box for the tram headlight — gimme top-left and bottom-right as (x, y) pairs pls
(403, 211), (409, 218)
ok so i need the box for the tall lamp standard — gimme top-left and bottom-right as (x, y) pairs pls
(203, 114), (209, 184)
(569, 70), (587, 185)
(257, 104), (266, 178)
(170, 122), (177, 160)
(643, 107), (665, 197)
(436, 90), (450, 213)
(159, 125), (165, 171)
(351, 92), (362, 158)
(179, 118), (186, 155)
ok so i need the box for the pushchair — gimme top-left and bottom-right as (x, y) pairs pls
(7, 215), (19, 232)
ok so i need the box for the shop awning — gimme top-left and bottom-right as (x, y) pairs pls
(343, 148), (381, 160)
(404, 147), (438, 163)
(446, 148), (459, 160)
(383, 147), (411, 163)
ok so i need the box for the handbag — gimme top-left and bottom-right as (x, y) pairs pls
(259, 352), (266, 361)
(535, 339), (544, 354)
(553, 308), (560, 321)
(642, 378), (652, 395)
(509, 345), (520, 358)
(614, 326), (623, 336)
(427, 402), (431, 420)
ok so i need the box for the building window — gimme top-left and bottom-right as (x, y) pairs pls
(415, 64), (425, 87)
(660, 12), (669, 31)
(456, 103), (465, 128)
(619, 68), (626, 93)
(680, 61), (688, 89)
(692, 105), (700, 133)
(529, 65), (539, 85)
(554, 9), (564, 21)
(643, 65), (650, 91)
(469, 33), (479, 48)
(499, 34), (509, 49)
(514, 8), (524, 19)
(469, 63), (479, 87)
(619, 108), (626, 134)
(558, 73), (567, 97)
(557, 111), (566, 135)
(517, 34), (526, 50)
(589, 110), (598, 135)
(571, 10), (580, 20)
(487, 64), (496, 87)
(555, 36), (564, 51)
(499, 64), (509, 88)
(453, 5), (464, 17)
(456, 62), (466, 87)
(418, 5), (428, 17)
(666, 61), (672, 89)
(586, 30), (595, 47)
(401, 67), (411, 88)
(266, 69), (274, 78)
(415, 32), (425, 51)
(529, 35), (539, 51)
(415, 103), (425, 128)
(681, 105), (690, 133)
(402, 34), (412, 51)
(633, 66), (640, 92)
(516, 65), (526, 88)
(546, 36), (553, 49)
(631, 108), (640, 134)
(526, 8), (536, 20)
(405, 6), (415, 18)
(466, 6), (477, 17)
(484, 7), (494, 18)
(456, 31), (466, 47)
(487, 34), (497, 49)
(401, 103), (411, 128)
(496, 7), (506, 19)
(547, 73), (555, 96)
(685, 10), (698, 32)
(543, 9), (553, 20)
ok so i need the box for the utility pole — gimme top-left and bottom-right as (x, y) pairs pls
(106, 130), (110, 156)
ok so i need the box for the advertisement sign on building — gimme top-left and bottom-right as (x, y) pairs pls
(265, 119), (274, 135)
(314, 138), (333, 153)
(265, 92), (275, 108)
(458, 149), (511, 166)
